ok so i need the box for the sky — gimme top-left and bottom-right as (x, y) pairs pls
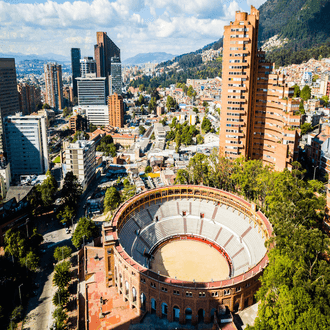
(0, 0), (267, 60)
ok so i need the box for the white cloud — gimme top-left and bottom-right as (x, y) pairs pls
(0, 0), (252, 59)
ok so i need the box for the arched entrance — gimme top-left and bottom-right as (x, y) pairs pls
(198, 309), (205, 323)
(125, 281), (129, 296)
(173, 306), (180, 322)
(151, 298), (156, 314)
(185, 308), (192, 324)
(140, 293), (146, 311)
(233, 302), (239, 312)
(161, 302), (168, 318)
(119, 274), (123, 290)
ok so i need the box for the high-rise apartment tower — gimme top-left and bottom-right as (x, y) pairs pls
(108, 93), (124, 128)
(110, 56), (122, 95)
(219, 6), (300, 171)
(71, 48), (81, 98)
(44, 63), (63, 110)
(0, 58), (20, 156)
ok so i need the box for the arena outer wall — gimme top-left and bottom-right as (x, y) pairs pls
(102, 185), (272, 325)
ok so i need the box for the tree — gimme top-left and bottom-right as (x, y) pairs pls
(54, 246), (72, 262)
(145, 166), (152, 173)
(72, 131), (89, 143)
(166, 96), (177, 111)
(52, 307), (68, 330)
(188, 153), (210, 185)
(166, 130), (175, 141)
(104, 187), (121, 213)
(187, 85), (196, 98)
(20, 250), (39, 271)
(196, 134), (204, 144)
(300, 122), (313, 135)
(28, 186), (42, 215)
(53, 287), (70, 307)
(42, 103), (51, 109)
(300, 85), (311, 101)
(299, 100), (305, 114)
(174, 169), (190, 184)
(72, 217), (98, 249)
(39, 170), (58, 206)
(148, 97), (157, 113)
(4, 229), (26, 260)
(160, 117), (167, 126)
(321, 95), (329, 105)
(61, 172), (83, 208)
(139, 125), (146, 136)
(150, 132), (155, 140)
(62, 107), (70, 117)
(293, 84), (300, 97)
(170, 117), (177, 128)
(89, 123), (97, 132)
(203, 101), (208, 107)
(193, 107), (199, 114)
(139, 84), (145, 92)
(201, 117), (212, 133)
(175, 131), (181, 152)
(53, 261), (71, 288)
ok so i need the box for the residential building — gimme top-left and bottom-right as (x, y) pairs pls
(319, 75), (330, 97)
(301, 70), (313, 86)
(77, 74), (106, 106)
(110, 56), (122, 95)
(80, 57), (96, 78)
(69, 115), (88, 133)
(73, 105), (109, 126)
(17, 83), (40, 115)
(219, 6), (301, 171)
(108, 93), (124, 128)
(0, 58), (20, 156)
(44, 62), (63, 110)
(63, 140), (96, 189)
(111, 133), (136, 147)
(71, 48), (81, 98)
(4, 113), (49, 176)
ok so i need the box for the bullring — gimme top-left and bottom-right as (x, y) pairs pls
(103, 185), (272, 325)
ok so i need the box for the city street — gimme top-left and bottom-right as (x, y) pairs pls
(23, 215), (73, 330)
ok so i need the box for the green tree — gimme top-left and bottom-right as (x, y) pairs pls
(300, 122), (313, 135)
(300, 85), (312, 101)
(4, 229), (26, 260)
(166, 96), (177, 111)
(57, 205), (75, 225)
(53, 287), (70, 307)
(201, 117), (212, 133)
(188, 153), (210, 185)
(170, 117), (177, 128)
(53, 261), (71, 288)
(166, 130), (175, 141)
(139, 84), (145, 92)
(160, 117), (167, 126)
(148, 97), (157, 113)
(145, 166), (152, 173)
(139, 125), (146, 135)
(321, 95), (329, 105)
(39, 170), (58, 206)
(72, 217), (98, 249)
(193, 107), (199, 114)
(299, 100), (305, 114)
(28, 186), (42, 215)
(52, 307), (68, 330)
(89, 123), (97, 132)
(187, 85), (196, 98)
(174, 169), (190, 184)
(203, 101), (208, 107)
(61, 172), (83, 208)
(175, 131), (181, 152)
(150, 132), (155, 140)
(104, 187), (121, 213)
(42, 103), (51, 109)
(293, 84), (300, 97)
(196, 134), (204, 144)
(72, 131), (89, 143)
(20, 250), (39, 271)
(54, 246), (72, 262)
(62, 107), (70, 116)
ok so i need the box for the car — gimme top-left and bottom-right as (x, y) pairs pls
(65, 228), (69, 234)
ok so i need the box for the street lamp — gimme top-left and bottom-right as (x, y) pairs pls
(18, 284), (23, 306)
(25, 218), (29, 238)
(313, 165), (319, 180)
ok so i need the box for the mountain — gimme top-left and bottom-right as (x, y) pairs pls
(258, 0), (330, 50)
(0, 52), (70, 63)
(122, 52), (176, 65)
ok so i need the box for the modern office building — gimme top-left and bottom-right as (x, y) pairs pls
(219, 6), (301, 171)
(80, 57), (96, 78)
(71, 48), (81, 98)
(110, 56), (122, 95)
(44, 63), (63, 110)
(108, 93), (124, 128)
(77, 74), (106, 106)
(4, 113), (49, 176)
(73, 105), (109, 126)
(0, 58), (20, 157)
(63, 140), (96, 189)
(94, 32), (120, 78)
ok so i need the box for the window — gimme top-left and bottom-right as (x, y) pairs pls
(161, 287), (168, 292)
(224, 289), (230, 295)
(186, 292), (193, 297)
(212, 292), (218, 297)
(236, 287), (241, 292)
(173, 290), (180, 295)
(199, 292), (206, 297)
(151, 282), (156, 288)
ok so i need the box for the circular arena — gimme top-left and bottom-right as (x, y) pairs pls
(103, 185), (272, 325)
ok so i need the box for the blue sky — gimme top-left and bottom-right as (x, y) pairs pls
(0, 0), (266, 60)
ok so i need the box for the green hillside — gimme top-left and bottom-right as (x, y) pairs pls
(259, 0), (330, 48)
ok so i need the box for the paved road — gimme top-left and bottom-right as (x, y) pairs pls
(23, 218), (73, 330)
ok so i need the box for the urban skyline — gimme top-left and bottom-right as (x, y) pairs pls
(0, 0), (267, 60)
